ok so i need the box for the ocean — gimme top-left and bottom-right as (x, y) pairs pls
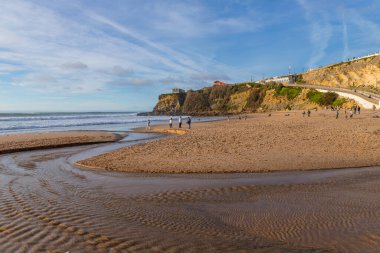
(0, 112), (170, 134)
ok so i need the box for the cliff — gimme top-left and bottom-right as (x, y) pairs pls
(152, 93), (186, 115)
(301, 54), (380, 93)
(151, 83), (353, 116)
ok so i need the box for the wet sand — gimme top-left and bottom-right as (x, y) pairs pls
(0, 132), (379, 252)
(0, 138), (379, 252)
(0, 131), (124, 154)
(78, 110), (380, 173)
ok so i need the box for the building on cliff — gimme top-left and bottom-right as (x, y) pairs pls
(263, 74), (297, 84)
(172, 88), (185, 94)
(213, 80), (227, 86)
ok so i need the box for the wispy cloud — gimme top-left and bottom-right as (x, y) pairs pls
(61, 62), (88, 70)
(0, 0), (240, 97)
(1, 0), (379, 111)
(342, 13), (349, 61)
(297, 0), (333, 68)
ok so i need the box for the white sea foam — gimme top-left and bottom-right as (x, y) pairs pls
(0, 112), (168, 134)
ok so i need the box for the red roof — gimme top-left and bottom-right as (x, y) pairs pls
(213, 80), (226, 85)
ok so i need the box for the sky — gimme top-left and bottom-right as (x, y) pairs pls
(0, 0), (380, 112)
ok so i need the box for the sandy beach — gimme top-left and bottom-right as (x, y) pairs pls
(0, 131), (123, 154)
(0, 113), (379, 252)
(78, 110), (380, 173)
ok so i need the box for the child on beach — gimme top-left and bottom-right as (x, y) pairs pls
(186, 117), (191, 129)
(169, 117), (173, 128)
(307, 110), (311, 117)
(178, 116), (182, 128)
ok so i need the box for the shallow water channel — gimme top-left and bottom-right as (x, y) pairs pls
(0, 133), (379, 252)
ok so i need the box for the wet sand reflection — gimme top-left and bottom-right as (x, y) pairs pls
(0, 135), (379, 252)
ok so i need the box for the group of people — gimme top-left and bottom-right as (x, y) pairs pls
(302, 110), (311, 117)
(352, 105), (361, 114)
(169, 116), (191, 129)
(146, 116), (192, 130)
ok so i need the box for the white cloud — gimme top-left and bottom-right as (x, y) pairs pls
(342, 14), (349, 61)
(145, 2), (260, 38)
(0, 0), (240, 96)
(297, 0), (333, 68)
(61, 62), (88, 70)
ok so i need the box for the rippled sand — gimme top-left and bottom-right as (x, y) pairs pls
(0, 137), (379, 252)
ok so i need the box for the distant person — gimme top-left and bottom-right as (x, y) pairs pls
(238, 116), (241, 120)
(186, 117), (191, 129)
(227, 116), (230, 121)
(146, 119), (151, 130)
(244, 115), (247, 120)
(358, 106), (361, 114)
(302, 111), (306, 117)
(350, 110), (353, 118)
(336, 110), (339, 119)
(169, 117), (173, 128)
(307, 110), (311, 117)
(178, 116), (182, 128)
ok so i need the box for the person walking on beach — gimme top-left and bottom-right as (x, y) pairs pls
(302, 111), (306, 117)
(336, 110), (339, 119)
(178, 116), (182, 128)
(307, 110), (311, 117)
(169, 117), (173, 128)
(358, 106), (361, 114)
(146, 119), (151, 130)
(186, 117), (191, 129)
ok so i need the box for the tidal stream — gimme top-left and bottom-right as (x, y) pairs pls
(0, 133), (379, 252)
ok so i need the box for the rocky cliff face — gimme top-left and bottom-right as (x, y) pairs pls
(301, 55), (380, 93)
(151, 83), (352, 116)
(152, 93), (186, 115)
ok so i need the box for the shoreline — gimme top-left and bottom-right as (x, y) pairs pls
(77, 110), (380, 173)
(0, 130), (126, 155)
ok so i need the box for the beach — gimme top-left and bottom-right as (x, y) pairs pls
(78, 110), (380, 173)
(0, 111), (379, 252)
(0, 131), (123, 154)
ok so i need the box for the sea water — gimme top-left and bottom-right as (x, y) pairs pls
(0, 112), (167, 134)
(0, 112), (219, 134)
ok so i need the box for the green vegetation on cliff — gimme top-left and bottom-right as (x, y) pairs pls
(306, 90), (339, 106)
(152, 82), (348, 116)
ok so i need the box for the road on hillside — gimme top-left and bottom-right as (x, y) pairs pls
(285, 83), (380, 105)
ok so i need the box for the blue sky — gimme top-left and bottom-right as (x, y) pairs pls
(0, 0), (379, 112)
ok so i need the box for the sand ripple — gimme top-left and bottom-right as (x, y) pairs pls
(0, 146), (379, 252)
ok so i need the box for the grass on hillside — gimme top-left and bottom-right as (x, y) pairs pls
(307, 90), (339, 106)
(273, 84), (302, 100)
